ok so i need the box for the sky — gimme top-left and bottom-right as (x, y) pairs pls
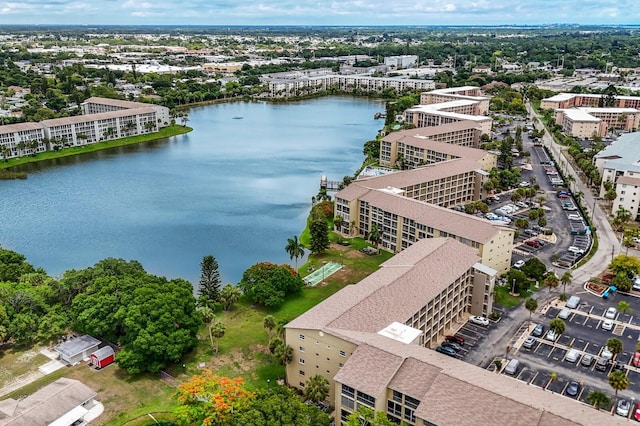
(0, 0), (639, 26)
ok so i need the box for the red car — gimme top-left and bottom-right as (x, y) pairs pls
(445, 335), (465, 346)
(525, 240), (540, 248)
(634, 404), (640, 422)
(632, 351), (640, 367)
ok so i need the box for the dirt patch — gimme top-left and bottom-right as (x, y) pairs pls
(205, 344), (267, 373)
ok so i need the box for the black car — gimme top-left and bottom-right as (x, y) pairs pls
(565, 381), (581, 397)
(532, 323), (544, 337)
(436, 346), (457, 357)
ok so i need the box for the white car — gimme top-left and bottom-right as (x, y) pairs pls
(602, 320), (614, 331)
(519, 181), (530, 188)
(469, 315), (489, 326)
(567, 214), (582, 221)
(545, 329), (558, 342)
(601, 346), (613, 360)
(567, 246), (585, 254)
(605, 307), (617, 319)
(513, 260), (525, 268)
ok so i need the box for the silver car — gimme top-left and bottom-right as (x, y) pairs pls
(617, 399), (630, 417)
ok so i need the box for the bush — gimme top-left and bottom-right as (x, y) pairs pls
(559, 293), (568, 302)
(544, 228), (553, 235)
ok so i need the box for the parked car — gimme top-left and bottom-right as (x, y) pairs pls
(565, 381), (581, 397)
(568, 246), (585, 254)
(601, 346), (613, 360)
(523, 336), (536, 349)
(504, 358), (520, 375)
(566, 295), (581, 309)
(567, 214), (582, 221)
(445, 335), (465, 346)
(565, 349), (580, 363)
(532, 323), (544, 337)
(525, 240), (540, 248)
(524, 229), (538, 236)
(519, 181), (530, 188)
(632, 351), (640, 367)
(441, 340), (462, 352)
(617, 399), (631, 417)
(469, 315), (489, 326)
(558, 308), (571, 319)
(435, 346), (457, 357)
(605, 307), (617, 319)
(602, 319), (614, 331)
(545, 329), (558, 342)
(513, 260), (525, 268)
(580, 353), (594, 367)
(633, 275), (640, 291)
(516, 201), (527, 208)
(633, 404), (640, 422)
(595, 357), (610, 371)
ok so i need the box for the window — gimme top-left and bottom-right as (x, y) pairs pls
(299, 346), (305, 352)
(299, 359), (305, 364)
(299, 382), (305, 387)
(405, 396), (420, 409)
(342, 385), (355, 398)
(339, 350), (346, 357)
(357, 391), (375, 408)
(404, 407), (416, 423)
(388, 400), (402, 417)
(299, 334), (305, 340)
(299, 370), (305, 376)
(339, 362), (344, 368)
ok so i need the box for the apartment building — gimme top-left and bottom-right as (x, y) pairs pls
(379, 125), (495, 170)
(420, 86), (491, 114)
(335, 185), (514, 273)
(541, 92), (640, 110)
(554, 107), (640, 137)
(594, 132), (640, 218)
(0, 97), (170, 159)
(285, 238), (494, 396)
(266, 74), (435, 97)
(384, 55), (419, 68)
(285, 238), (622, 426)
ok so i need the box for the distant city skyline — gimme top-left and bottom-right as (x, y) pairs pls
(0, 1), (638, 26)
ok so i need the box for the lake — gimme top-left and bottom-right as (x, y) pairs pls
(0, 97), (384, 285)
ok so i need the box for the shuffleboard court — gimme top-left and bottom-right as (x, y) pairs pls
(303, 261), (342, 286)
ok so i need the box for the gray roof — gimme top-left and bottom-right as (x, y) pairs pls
(55, 335), (100, 358)
(0, 378), (96, 425)
(595, 132), (640, 170)
(91, 346), (115, 359)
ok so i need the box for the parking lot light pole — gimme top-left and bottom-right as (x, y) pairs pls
(512, 279), (516, 295)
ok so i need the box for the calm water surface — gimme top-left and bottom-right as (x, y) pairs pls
(0, 97), (383, 284)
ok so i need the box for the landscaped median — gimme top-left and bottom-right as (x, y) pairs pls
(0, 125), (192, 171)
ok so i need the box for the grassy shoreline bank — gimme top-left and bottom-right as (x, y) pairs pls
(0, 125), (193, 171)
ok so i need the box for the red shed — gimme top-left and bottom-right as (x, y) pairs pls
(90, 346), (115, 369)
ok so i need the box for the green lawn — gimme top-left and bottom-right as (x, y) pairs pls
(0, 125), (192, 170)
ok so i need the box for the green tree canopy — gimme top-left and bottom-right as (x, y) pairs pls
(238, 263), (304, 307)
(199, 255), (221, 302)
(0, 246), (37, 282)
(521, 257), (547, 281)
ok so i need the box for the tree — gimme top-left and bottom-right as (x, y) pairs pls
(549, 318), (566, 336)
(368, 223), (382, 248)
(263, 315), (276, 336)
(174, 370), (254, 425)
(273, 342), (293, 366)
(608, 370), (629, 415)
(234, 387), (331, 426)
(586, 390), (611, 410)
(304, 374), (330, 403)
(617, 301), (632, 315)
(612, 271), (632, 292)
(210, 320), (226, 353)
(544, 272), (559, 293)
(199, 255), (221, 303)
(334, 215), (344, 232)
(238, 263), (304, 308)
(525, 298), (538, 325)
(506, 268), (528, 294)
(609, 254), (640, 278)
(219, 284), (241, 311)
(521, 257), (546, 281)
(537, 217), (547, 228)
(285, 236), (305, 270)
(515, 218), (530, 229)
(560, 271), (572, 296)
(309, 217), (330, 254)
(345, 406), (394, 426)
(606, 338), (623, 359)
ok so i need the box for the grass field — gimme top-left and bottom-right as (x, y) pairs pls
(0, 238), (390, 425)
(0, 125), (192, 170)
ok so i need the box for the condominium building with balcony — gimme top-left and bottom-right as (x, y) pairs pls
(285, 237), (614, 425)
(403, 87), (492, 135)
(379, 124), (495, 171)
(594, 132), (640, 218)
(554, 107), (640, 138)
(540, 92), (640, 110)
(336, 187), (513, 273)
(0, 97), (170, 159)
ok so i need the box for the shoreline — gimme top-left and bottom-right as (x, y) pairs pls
(0, 125), (193, 172)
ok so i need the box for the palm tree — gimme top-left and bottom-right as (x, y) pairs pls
(263, 315), (276, 336)
(586, 390), (611, 410)
(210, 320), (226, 353)
(618, 301), (632, 315)
(274, 342), (293, 366)
(525, 298), (538, 325)
(368, 223), (382, 248)
(606, 338), (623, 359)
(349, 220), (358, 236)
(608, 370), (629, 415)
(334, 215), (344, 232)
(544, 272), (559, 293)
(219, 284), (241, 311)
(304, 374), (330, 403)
(549, 318), (566, 336)
(560, 271), (572, 297)
(285, 236), (305, 270)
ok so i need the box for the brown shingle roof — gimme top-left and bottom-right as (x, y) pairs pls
(0, 122), (44, 135)
(286, 238), (478, 332)
(83, 96), (153, 109)
(359, 189), (504, 244)
(333, 344), (403, 397)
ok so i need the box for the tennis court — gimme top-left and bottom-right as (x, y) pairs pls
(303, 261), (342, 286)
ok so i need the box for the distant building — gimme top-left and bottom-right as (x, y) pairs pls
(0, 378), (98, 425)
(384, 55), (419, 68)
(594, 132), (640, 218)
